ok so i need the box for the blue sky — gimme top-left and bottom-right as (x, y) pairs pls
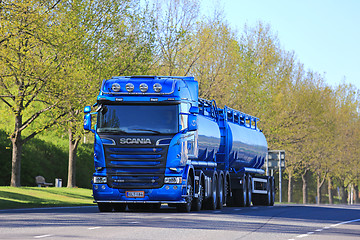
(201, 0), (360, 90)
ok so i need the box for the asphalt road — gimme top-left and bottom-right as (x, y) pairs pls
(1, 204), (360, 240)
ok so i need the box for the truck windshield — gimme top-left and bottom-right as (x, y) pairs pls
(97, 104), (179, 134)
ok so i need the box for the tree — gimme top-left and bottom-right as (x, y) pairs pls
(0, 0), (69, 187)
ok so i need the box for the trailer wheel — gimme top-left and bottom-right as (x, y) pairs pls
(270, 177), (275, 206)
(177, 175), (194, 213)
(192, 179), (204, 211)
(204, 174), (218, 210)
(97, 202), (112, 212)
(217, 174), (224, 209)
(230, 175), (247, 207)
(265, 178), (272, 206)
(246, 174), (252, 207)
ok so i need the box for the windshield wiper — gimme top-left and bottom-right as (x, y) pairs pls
(130, 128), (161, 134)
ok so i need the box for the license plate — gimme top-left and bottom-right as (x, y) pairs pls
(126, 191), (145, 198)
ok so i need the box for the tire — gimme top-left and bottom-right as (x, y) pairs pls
(265, 178), (272, 206)
(204, 174), (218, 210)
(224, 176), (231, 207)
(270, 177), (275, 206)
(246, 174), (252, 207)
(113, 203), (126, 212)
(177, 175), (194, 213)
(192, 179), (204, 211)
(217, 175), (224, 209)
(97, 202), (112, 212)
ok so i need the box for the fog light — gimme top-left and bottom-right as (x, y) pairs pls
(165, 186), (170, 190)
(101, 185), (106, 190)
(173, 186), (178, 190)
(164, 177), (182, 184)
(94, 185), (98, 190)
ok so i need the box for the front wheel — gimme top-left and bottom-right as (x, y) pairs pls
(177, 175), (194, 213)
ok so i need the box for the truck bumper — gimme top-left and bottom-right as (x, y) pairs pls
(93, 183), (186, 204)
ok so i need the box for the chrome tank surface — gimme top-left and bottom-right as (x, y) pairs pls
(196, 115), (221, 161)
(227, 122), (268, 169)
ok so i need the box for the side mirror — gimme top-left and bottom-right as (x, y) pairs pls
(188, 114), (197, 131)
(189, 106), (199, 114)
(84, 113), (92, 131)
(84, 106), (91, 113)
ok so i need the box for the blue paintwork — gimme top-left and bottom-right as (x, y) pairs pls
(85, 76), (268, 204)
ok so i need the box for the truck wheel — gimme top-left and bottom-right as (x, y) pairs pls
(265, 178), (272, 206)
(270, 177), (275, 206)
(113, 203), (126, 212)
(204, 174), (218, 210)
(217, 175), (224, 209)
(246, 174), (252, 207)
(224, 176), (230, 207)
(97, 202), (112, 212)
(177, 175), (194, 213)
(192, 179), (204, 211)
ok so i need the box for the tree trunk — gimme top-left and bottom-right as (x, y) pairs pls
(301, 171), (308, 204)
(67, 128), (80, 188)
(10, 114), (23, 187)
(316, 175), (321, 204)
(328, 177), (333, 204)
(354, 185), (359, 204)
(288, 173), (293, 203)
(339, 185), (347, 204)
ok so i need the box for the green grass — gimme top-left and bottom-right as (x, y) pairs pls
(0, 187), (95, 210)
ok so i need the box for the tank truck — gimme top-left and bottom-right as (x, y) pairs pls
(83, 76), (275, 212)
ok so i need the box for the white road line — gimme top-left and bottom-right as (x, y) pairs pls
(88, 227), (102, 230)
(34, 235), (52, 239)
(296, 234), (308, 238)
(129, 221), (140, 224)
(290, 218), (360, 239)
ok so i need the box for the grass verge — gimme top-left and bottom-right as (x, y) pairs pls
(0, 187), (95, 210)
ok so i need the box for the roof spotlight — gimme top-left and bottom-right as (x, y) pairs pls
(126, 83), (134, 92)
(139, 83), (148, 93)
(111, 83), (121, 92)
(153, 83), (162, 92)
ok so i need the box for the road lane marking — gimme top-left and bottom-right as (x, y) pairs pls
(34, 235), (52, 239)
(290, 218), (360, 239)
(88, 227), (102, 230)
(296, 234), (308, 238)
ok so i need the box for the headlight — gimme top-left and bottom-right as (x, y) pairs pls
(164, 177), (182, 184)
(93, 176), (107, 183)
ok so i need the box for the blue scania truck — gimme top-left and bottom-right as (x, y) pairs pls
(84, 76), (275, 212)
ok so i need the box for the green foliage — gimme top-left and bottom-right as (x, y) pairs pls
(0, 129), (93, 188)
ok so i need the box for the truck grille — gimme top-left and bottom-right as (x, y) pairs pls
(104, 145), (168, 189)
